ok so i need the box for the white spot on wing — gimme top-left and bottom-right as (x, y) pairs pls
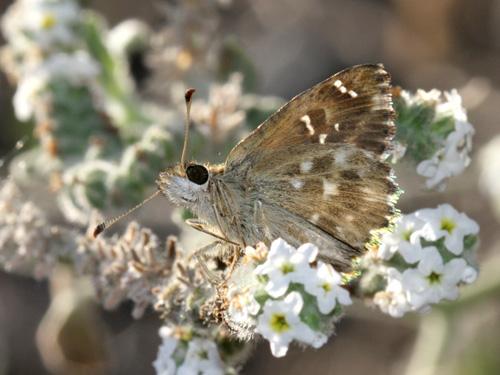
(290, 178), (304, 190)
(323, 180), (338, 199)
(360, 187), (381, 203)
(334, 80), (342, 88)
(319, 134), (327, 144)
(301, 161), (313, 173)
(334, 150), (348, 165)
(371, 93), (387, 111)
(339, 86), (347, 94)
(348, 90), (358, 98)
(311, 214), (320, 224)
(334, 123), (340, 131)
(300, 115), (314, 135)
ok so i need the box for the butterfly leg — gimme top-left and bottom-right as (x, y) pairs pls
(192, 240), (226, 285)
(186, 219), (241, 282)
(186, 219), (239, 245)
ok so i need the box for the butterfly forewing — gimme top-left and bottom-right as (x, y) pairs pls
(223, 64), (398, 271)
(226, 64), (395, 170)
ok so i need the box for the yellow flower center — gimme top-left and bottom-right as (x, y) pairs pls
(280, 263), (294, 274)
(440, 218), (456, 234)
(270, 314), (290, 333)
(402, 229), (413, 241)
(41, 13), (57, 29)
(427, 271), (442, 285)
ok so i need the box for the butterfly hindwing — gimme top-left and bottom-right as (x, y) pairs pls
(246, 143), (398, 270)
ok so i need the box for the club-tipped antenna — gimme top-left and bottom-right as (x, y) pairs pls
(181, 88), (196, 171)
(93, 190), (162, 238)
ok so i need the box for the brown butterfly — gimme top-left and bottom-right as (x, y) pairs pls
(153, 64), (399, 274)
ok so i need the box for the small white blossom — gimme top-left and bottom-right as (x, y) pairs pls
(256, 292), (327, 358)
(13, 70), (49, 121)
(12, 51), (101, 122)
(190, 74), (246, 143)
(416, 143), (467, 192)
(254, 239), (318, 298)
(391, 140), (407, 163)
(43, 51), (101, 85)
(377, 213), (424, 264)
(227, 285), (261, 321)
(374, 268), (412, 318)
(416, 89), (475, 192)
(153, 326), (179, 375)
(402, 247), (467, 309)
(415, 204), (479, 255)
(462, 266), (478, 284)
(2, 0), (80, 52)
(177, 338), (226, 375)
(106, 19), (152, 56)
(301, 261), (352, 314)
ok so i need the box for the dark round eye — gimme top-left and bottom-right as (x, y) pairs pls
(186, 164), (209, 185)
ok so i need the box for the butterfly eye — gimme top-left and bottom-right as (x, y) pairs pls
(186, 164), (209, 185)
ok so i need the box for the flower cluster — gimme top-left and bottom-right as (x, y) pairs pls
(1, 0), (80, 54)
(361, 204), (479, 317)
(153, 326), (236, 375)
(220, 239), (352, 357)
(190, 73), (246, 144)
(393, 89), (475, 192)
(0, 179), (75, 279)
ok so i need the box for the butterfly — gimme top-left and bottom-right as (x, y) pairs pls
(155, 64), (399, 274)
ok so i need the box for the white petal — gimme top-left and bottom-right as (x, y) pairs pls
(417, 247), (443, 276)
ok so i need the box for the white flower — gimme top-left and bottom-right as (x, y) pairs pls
(153, 326), (179, 375)
(254, 239), (318, 298)
(301, 261), (352, 314)
(377, 213), (424, 264)
(2, 0), (80, 51)
(402, 247), (467, 309)
(106, 19), (152, 56)
(256, 292), (327, 357)
(227, 285), (261, 321)
(190, 74), (246, 143)
(13, 70), (49, 121)
(177, 338), (226, 375)
(391, 140), (407, 163)
(400, 88), (442, 106)
(374, 268), (412, 318)
(416, 145), (467, 192)
(462, 266), (478, 284)
(43, 51), (101, 85)
(415, 204), (479, 255)
(416, 90), (474, 192)
(12, 51), (100, 122)
(439, 89), (467, 123)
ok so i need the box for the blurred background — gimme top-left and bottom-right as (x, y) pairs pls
(1, 0), (499, 374)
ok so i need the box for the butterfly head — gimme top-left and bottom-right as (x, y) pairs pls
(157, 162), (221, 213)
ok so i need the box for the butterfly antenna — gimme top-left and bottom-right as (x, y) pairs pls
(93, 190), (162, 238)
(181, 89), (196, 172)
